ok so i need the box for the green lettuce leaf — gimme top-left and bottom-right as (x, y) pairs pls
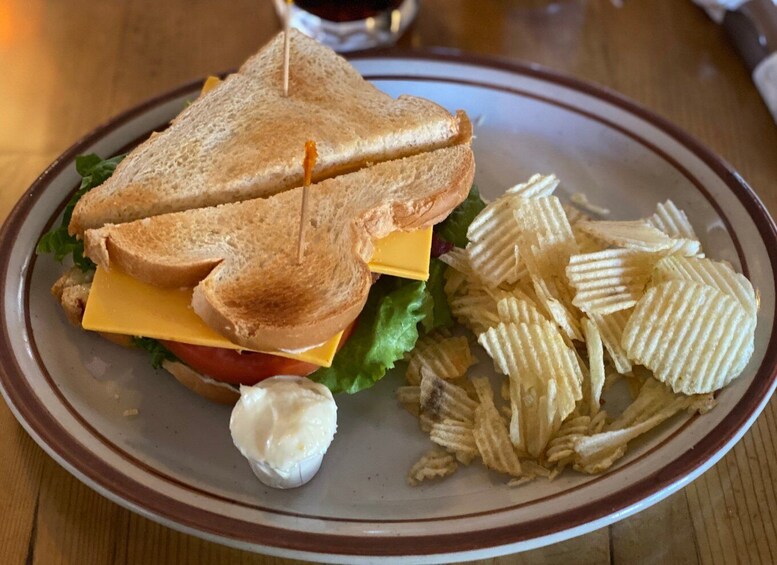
(39, 153), (174, 368)
(309, 277), (428, 394)
(420, 258), (452, 333)
(37, 153), (125, 272)
(130, 337), (177, 369)
(434, 185), (486, 248)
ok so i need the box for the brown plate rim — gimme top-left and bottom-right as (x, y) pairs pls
(13, 73), (721, 526)
(1, 49), (776, 558)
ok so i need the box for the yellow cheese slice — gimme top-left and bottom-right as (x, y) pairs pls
(200, 75), (221, 95)
(82, 228), (433, 367)
(82, 268), (343, 367)
(368, 227), (432, 281)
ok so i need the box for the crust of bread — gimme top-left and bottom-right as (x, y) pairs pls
(162, 360), (239, 404)
(84, 143), (475, 351)
(69, 30), (462, 236)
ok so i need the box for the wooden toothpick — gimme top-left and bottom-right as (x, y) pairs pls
(283, 0), (293, 96)
(296, 140), (317, 264)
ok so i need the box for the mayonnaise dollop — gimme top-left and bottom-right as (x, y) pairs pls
(229, 376), (337, 489)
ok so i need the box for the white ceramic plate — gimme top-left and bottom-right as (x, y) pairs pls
(1, 53), (776, 564)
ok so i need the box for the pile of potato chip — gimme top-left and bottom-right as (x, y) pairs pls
(400, 174), (757, 485)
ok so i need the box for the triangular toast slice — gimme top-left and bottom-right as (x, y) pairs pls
(84, 144), (475, 351)
(70, 30), (464, 235)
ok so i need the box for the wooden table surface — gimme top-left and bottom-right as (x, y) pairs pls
(2, 0), (777, 563)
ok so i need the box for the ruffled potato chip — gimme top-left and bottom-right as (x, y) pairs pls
(570, 193), (611, 217)
(587, 308), (633, 374)
(567, 248), (656, 315)
(443, 265), (468, 298)
(520, 236), (583, 341)
(396, 385), (420, 415)
(478, 321), (583, 456)
(405, 175), (755, 482)
(496, 296), (549, 326)
(407, 450), (458, 486)
(515, 197), (578, 275)
(448, 288), (501, 335)
(581, 317), (605, 416)
(622, 280), (755, 394)
(576, 220), (675, 252)
(607, 378), (693, 431)
(572, 379), (688, 474)
(439, 247), (480, 282)
(652, 255), (757, 314)
(546, 414), (592, 469)
(406, 332), (474, 385)
(647, 199), (698, 240)
(564, 203), (592, 226)
(420, 370), (479, 424)
(573, 224), (607, 254)
(505, 173), (559, 199)
(533, 276), (583, 343)
(430, 419), (478, 464)
(466, 197), (523, 286)
(662, 238), (702, 258)
(471, 377), (522, 476)
(515, 196), (576, 243)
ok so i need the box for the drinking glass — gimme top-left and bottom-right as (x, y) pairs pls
(272, 0), (420, 52)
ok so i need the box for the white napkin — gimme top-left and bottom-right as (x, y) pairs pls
(693, 0), (777, 122)
(754, 52), (777, 122)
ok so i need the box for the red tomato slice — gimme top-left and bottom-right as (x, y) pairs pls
(160, 321), (355, 386)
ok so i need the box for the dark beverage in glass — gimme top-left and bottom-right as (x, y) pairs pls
(273, 0), (419, 52)
(293, 0), (405, 22)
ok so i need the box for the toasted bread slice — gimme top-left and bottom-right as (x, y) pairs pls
(70, 29), (463, 236)
(84, 144), (475, 351)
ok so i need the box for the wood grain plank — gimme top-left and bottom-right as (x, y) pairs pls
(0, 403), (46, 565)
(105, 0), (277, 115)
(686, 473), (722, 565)
(0, 153), (55, 223)
(31, 457), (126, 565)
(490, 527), (610, 564)
(1, 1), (776, 564)
(611, 490), (700, 564)
(0, 0), (128, 156)
(121, 512), (309, 565)
(718, 445), (758, 561)
(116, 507), (610, 565)
(686, 397), (777, 565)
(753, 399), (777, 558)
(733, 427), (776, 563)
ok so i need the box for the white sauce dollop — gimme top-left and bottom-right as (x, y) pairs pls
(229, 376), (337, 489)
